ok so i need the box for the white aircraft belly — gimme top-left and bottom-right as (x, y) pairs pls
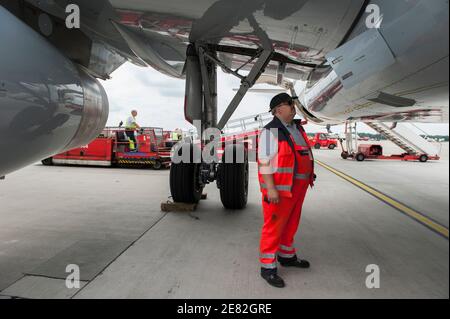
(109, 0), (366, 65)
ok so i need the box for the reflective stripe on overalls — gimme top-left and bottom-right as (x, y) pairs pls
(259, 128), (313, 270)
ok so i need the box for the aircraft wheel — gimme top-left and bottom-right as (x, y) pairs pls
(170, 144), (203, 203)
(356, 153), (365, 162)
(218, 144), (249, 210)
(41, 157), (53, 166)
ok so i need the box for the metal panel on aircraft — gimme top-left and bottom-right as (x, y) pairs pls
(325, 28), (396, 89)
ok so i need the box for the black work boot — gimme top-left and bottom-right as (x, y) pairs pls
(278, 255), (310, 268)
(260, 268), (285, 288)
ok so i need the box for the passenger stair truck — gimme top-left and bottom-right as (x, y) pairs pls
(223, 113), (273, 135)
(341, 122), (441, 162)
(220, 112), (311, 160)
(220, 112), (274, 159)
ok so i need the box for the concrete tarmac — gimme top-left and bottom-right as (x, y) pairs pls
(0, 142), (448, 299)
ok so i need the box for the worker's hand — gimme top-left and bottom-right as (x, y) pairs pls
(267, 188), (280, 204)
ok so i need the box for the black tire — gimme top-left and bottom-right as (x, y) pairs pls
(314, 143), (321, 149)
(328, 144), (336, 150)
(218, 144), (249, 210)
(152, 160), (162, 170)
(419, 154), (429, 163)
(356, 153), (365, 162)
(341, 152), (349, 160)
(41, 157), (53, 166)
(170, 144), (203, 204)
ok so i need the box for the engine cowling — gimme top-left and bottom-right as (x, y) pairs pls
(0, 6), (108, 176)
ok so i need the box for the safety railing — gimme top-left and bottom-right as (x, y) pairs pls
(223, 112), (273, 136)
(99, 127), (171, 153)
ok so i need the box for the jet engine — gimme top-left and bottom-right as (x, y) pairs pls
(0, 6), (108, 177)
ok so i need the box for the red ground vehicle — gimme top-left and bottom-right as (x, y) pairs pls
(309, 133), (338, 150)
(42, 127), (173, 169)
(341, 144), (440, 162)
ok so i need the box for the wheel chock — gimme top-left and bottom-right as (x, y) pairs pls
(161, 201), (198, 212)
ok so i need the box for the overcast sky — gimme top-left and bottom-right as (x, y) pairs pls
(100, 62), (449, 136)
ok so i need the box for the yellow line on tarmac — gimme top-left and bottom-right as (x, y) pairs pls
(315, 160), (449, 240)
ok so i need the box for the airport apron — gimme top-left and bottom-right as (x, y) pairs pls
(259, 134), (313, 270)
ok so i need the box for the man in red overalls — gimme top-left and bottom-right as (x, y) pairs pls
(258, 93), (315, 288)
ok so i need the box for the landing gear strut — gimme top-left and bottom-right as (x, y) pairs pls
(169, 42), (273, 209)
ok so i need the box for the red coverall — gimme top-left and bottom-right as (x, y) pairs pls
(258, 126), (314, 270)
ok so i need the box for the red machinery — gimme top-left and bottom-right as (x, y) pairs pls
(42, 127), (173, 169)
(341, 143), (440, 162)
(218, 129), (259, 156)
(309, 133), (338, 150)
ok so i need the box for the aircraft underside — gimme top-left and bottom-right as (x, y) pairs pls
(0, 0), (448, 200)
